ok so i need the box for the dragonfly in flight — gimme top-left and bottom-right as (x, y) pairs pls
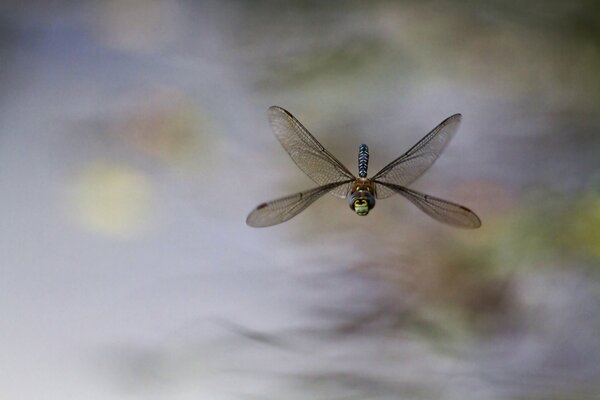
(246, 106), (481, 228)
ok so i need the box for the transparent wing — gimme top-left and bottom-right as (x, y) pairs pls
(246, 181), (352, 228)
(268, 106), (355, 198)
(376, 182), (481, 228)
(372, 114), (462, 199)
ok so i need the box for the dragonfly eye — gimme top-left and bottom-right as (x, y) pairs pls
(353, 199), (369, 216)
(348, 189), (375, 216)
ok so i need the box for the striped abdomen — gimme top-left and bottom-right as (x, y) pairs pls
(358, 144), (369, 178)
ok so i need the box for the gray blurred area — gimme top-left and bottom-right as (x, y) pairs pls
(1, 1), (600, 399)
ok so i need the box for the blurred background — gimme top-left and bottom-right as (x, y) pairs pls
(1, 1), (600, 399)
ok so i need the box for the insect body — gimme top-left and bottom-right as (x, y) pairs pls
(350, 144), (376, 215)
(348, 177), (376, 216)
(246, 106), (481, 228)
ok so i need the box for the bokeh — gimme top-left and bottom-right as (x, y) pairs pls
(1, 1), (599, 399)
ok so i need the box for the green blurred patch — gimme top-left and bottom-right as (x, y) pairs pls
(512, 189), (600, 264)
(261, 36), (390, 89)
(405, 186), (600, 346)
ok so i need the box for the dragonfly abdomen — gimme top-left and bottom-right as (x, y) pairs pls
(358, 144), (369, 178)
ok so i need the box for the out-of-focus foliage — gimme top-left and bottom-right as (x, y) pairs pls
(513, 189), (600, 263)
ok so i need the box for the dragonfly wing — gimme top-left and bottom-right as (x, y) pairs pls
(376, 182), (481, 228)
(372, 114), (462, 199)
(268, 106), (356, 198)
(246, 181), (352, 227)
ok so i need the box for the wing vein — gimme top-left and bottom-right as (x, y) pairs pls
(268, 106), (355, 198)
(375, 181), (481, 228)
(246, 180), (353, 227)
(372, 114), (462, 198)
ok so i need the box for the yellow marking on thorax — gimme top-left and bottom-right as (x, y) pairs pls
(351, 179), (375, 194)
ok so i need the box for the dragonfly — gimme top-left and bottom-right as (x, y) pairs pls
(246, 106), (481, 228)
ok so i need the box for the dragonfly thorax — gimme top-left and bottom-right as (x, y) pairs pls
(348, 179), (376, 216)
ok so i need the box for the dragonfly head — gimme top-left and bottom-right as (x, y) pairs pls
(353, 199), (370, 215)
(348, 188), (375, 216)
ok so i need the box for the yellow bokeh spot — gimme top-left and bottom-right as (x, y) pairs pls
(71, 163), (153, 239)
